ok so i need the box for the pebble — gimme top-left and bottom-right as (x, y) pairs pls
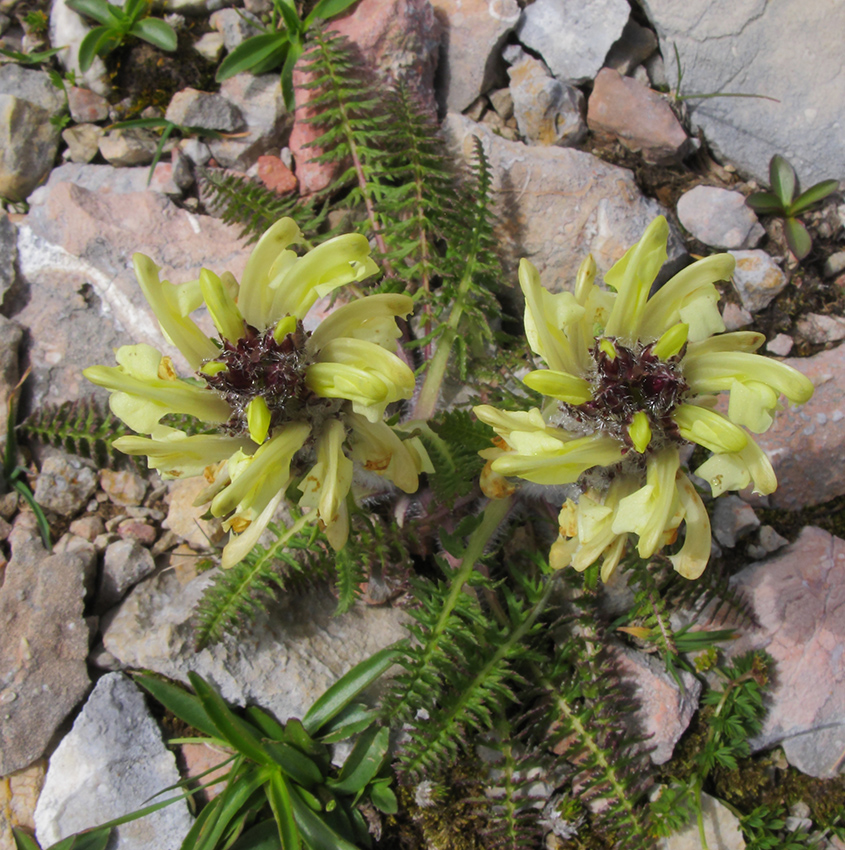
(766, 333), (794, 356)
(796, 312), (845, 344)
(658, 791), (745, 850)
(68, 515), (105, 541)
(587, 67), (691, 164)
(711, 494), (760, 548)
(99, 468), (148, 507)
(721, 301), (753, 331)
(507, 50), (587, 147)
(66, 85), (108, 124)
(729, 249), (788, 312)
(61, 123), (104, 164)
(0, 95), (60, 201)
(98, 127), (160, 167)
(193, 30), (224, 63)
(32, 450), (98, 517)
(257, 154), (298, 194)
(165, 88), (244, 133)
(209, 7), (261, 52)
(98, 538), (157, 612)
(117, 518), (157, 547)
(676, 185), (765, 249)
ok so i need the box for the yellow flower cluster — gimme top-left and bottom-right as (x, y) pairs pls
(475, 217), (814, 581)
(85, 219), (430, 568)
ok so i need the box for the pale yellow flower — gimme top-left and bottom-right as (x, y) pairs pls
(85, 218), (428, 567)
(475, 217), (814, 581)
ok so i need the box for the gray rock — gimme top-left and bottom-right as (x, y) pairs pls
(165, 87), (244, 133)
(208, 74), (292, 171)
(823, 251), (845, 278)
(99, 469), (148, 506)
(102, 566), (410, 723)
(613, 645), (700, 765)
(507, 53), (587, 147)
(757, 524), (788, 553)
(516, 0), (630, 84)
(587, 67), (691, 164)
(27, 162), (153, 200)
(432, 0), (520, 113)
(604, 17), (659, 76)
(711, 494), (760, 548)
(0, 211), (16, 309)
(442, 113), (685, 290)
(99, 538), (157, 611)
(0, 537), (90, 775)
(639, 0), (845, 186)
(676, 185), (765, 249)
(0, 313), (20, 432)
(658, 791), (745, 850)
(34, 673), (194, 849)
(0, 65), (64, 114)
(729, 249), (788, 312)
(488, 87), (514, 121)
(796, 312), (845, 344)
(765, 333), (793, 356)
(0, 95), (60, 201)
(726, 527), (845, 778)
(33, 449), (98, 517)
(52, 532), (99, 599)
(61, 123), (104, 164)
(98, 127), (160, 167)
(209, 7), (262, 52)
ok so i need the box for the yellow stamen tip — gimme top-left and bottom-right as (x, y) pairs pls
(273, 315), (298, 343)
(629, 411), (652, 454)
(246, 397), (271, 444)
(653, 322), (689, 360)
(200, 361), (227, 376)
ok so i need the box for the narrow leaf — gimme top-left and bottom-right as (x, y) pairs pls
(136, 675), (220, 739)
(12, 830), (42, 850)
(790, 178), (839, 214)
(744, 192), (783, 215)
(784, 217), (812, 260)
(289, 790), (360, 850)
(77, 26), (115, 72)
(769, 154), (796, 206)
(65, 0), (113, 25)
(306, 0), (360, 25)
(302, 647), (399, 735)
(130, 17), (178, 51)
(328, 726), (389, 794)
(215, 33), (288, 82)
(245, 706), (286, 741)
(312, 704), (377, 744)
(266, 771), (301, 850)
(368, 779), (398, 814)
(227, 819), (283, 850)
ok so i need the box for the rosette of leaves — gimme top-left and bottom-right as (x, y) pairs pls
(66, 0), (177, 72)
(214, 0), (360, 110)
(746, 154), (839, 260)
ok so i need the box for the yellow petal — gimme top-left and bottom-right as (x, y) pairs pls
(307, 293), (414, 353)
(673, 404), (748, 453)
(200, 267), (244, 343)
(133, 254), (218, 370)
(669, 474), (712, 579)
(628, 411), (652, 454)
(347, 412), (422, 493)
(523, 369), (592, 404)
(652, 323), (689, 360)
(246, 396), (272, 444)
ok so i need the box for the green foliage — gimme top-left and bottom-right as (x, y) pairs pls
(746, 154), (839, 259)
(66, 0), (177, 72)
(415, 411), (490, 507)
(0, 44), (65, 65)
(199, 167), (326, 245)
(23, 9), (50, 33)
(21, 396), (138, 471)
(215, 0), (360, 110)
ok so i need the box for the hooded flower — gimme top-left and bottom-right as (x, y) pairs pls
(85, 218), (429, 567)
(474, 217), (814, 582)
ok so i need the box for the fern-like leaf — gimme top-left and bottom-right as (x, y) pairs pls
(21, 397), (141, 471)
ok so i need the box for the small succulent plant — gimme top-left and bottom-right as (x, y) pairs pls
(746, 154), (839, 260)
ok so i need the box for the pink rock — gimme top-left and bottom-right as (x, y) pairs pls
(289, 0), (440, 194)
(587, 68), (692, 164)
(796, 312), (845, 344)
(724, 527), (845, 778)
(66, 86), (109, 124)
(721, 301), (753, 331)
(117, 519), (157, 547)
(178, 743), (230, 803)
(69, 515), (106, 541)
(754, 343), (845, 509)
(257, 154), (297, 195)
(612, 645), (700, 765)
(766, 333), (794, 356)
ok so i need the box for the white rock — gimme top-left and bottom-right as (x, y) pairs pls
(639, 0), (845, 187)
(729, 249), (788, 312)
(102, 567), (410, 723)
(721, 301), (753, 331)
(34, 673), (194, 849)
(766, 333), (793, 356)
(797, 312), (845, 344)
(516, 0), (630, 84)
(677, 185), (764, 249)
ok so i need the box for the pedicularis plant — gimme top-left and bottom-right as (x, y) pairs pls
(22, 27), (845, 850)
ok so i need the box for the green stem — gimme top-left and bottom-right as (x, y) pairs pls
(694, 777), (709, 850)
